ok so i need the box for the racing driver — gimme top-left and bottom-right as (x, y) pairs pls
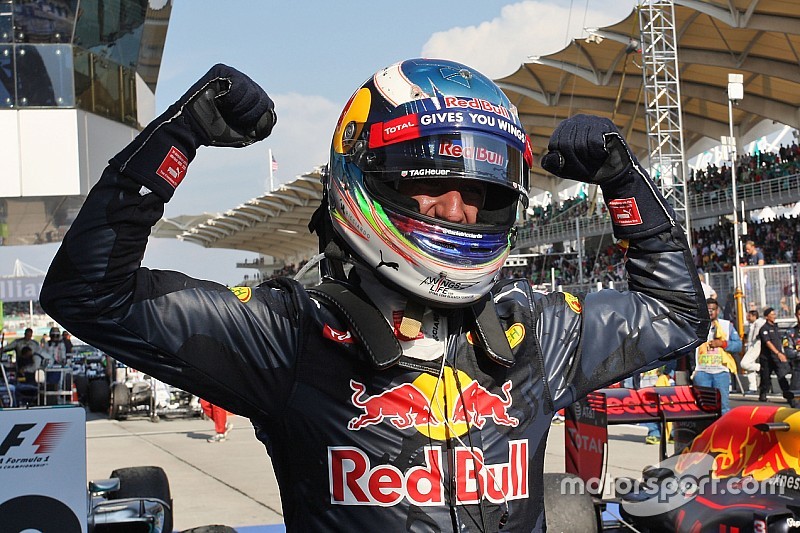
(41, 59), (708, 532)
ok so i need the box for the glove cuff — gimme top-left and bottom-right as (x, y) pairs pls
(599, 134), (676, 240)
(109, 105), (198, 201)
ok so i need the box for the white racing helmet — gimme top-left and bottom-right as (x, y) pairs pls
(324, 58), (532, 307)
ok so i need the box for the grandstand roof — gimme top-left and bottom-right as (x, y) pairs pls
(496, 0), (800, 192)
(152, 169), (323, 261)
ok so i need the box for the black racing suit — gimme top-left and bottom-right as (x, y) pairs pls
(759, 321), (792, 400)
(786, 324), (800, 403)
(41, 164), (707, 531)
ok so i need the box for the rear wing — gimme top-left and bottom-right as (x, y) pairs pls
(565, 385), (721, 497)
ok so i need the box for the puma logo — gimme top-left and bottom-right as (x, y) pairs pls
(377, 250), (400, 271)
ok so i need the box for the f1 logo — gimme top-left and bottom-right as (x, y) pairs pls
(0, 422), (69, 455)
(0, 423), (35, 455)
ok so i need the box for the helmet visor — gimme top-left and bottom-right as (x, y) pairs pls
(362, 131), (529, 207)
(361, 101), (532, 200)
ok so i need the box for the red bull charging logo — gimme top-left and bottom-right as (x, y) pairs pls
(347, 369), (518, 440)
(329, 371), (527, 507)
(678, 406), (800, 481)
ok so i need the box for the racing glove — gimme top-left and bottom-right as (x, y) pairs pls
(540, 114), (675, 240)
(111, 63), (277, 201)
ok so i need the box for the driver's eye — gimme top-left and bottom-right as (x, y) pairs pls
(462, 184), (485, 196)
(461, 187), (485, 205)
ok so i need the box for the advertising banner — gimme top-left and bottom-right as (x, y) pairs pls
(0, 275), (45, 303)
(0, 405), (87, 532)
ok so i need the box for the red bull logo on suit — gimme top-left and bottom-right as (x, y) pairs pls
(331, 370), (527, 506)
(347, 370), (519, 439)
(329, 441), (528, 506)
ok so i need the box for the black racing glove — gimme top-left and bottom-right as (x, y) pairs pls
(540, 114), (675, 240)
(111, 64), (277, 201)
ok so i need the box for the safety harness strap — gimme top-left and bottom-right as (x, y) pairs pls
(308, 282), (402, 369)
(309, 281), (515, 369)
(471, 293), (515, 367)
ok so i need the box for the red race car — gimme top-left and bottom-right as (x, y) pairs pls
(546, 385), (800, 532)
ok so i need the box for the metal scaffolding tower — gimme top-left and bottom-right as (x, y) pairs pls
(638, 0), (691, 241)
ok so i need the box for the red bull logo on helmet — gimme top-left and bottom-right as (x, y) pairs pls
(438, 139), (505, 166)
(347, 369), (518, 440)
(442, 96), (511, 120)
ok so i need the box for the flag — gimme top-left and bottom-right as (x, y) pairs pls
(271, 154), (278, 174)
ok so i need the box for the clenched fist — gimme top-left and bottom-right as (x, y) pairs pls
(112, 64), (276, 200)
(186, 64), (276, 147)
(540, 114), (626, 184)
(540, 114), (676, 240)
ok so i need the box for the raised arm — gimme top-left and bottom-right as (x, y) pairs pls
(39, 65), (296, 420)
(539, 115), (709, 404)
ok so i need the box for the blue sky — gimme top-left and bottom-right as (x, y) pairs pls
(1, 0), (637, 284)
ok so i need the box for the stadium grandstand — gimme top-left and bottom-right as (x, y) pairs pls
(150, 0), (800, 322)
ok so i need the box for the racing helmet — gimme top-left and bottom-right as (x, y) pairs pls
(325, 58), (532, 307)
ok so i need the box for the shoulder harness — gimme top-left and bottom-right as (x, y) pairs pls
(307, 280), (515, 370)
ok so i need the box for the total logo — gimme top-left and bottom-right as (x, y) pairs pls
(347, 369), (518, 440)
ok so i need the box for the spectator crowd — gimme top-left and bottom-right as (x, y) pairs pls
(690, 141), (800, 194)
(504, 144), (800, 287)
(500, 214), (800, 287)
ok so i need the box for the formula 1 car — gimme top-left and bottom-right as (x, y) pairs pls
(109, 361), (201, 422)
(0, 405), (173, 533)
(69, 343), (112, 412)
(543, 385), (800, 532)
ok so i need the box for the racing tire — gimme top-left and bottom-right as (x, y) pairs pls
(180, 527), (238, 533)
(543, 473), (598, 533)
(74, 374), (88, 403)
(88, 378), (111, 413)
(109, 466), (173, 533)
(110, 382), (130, 420)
